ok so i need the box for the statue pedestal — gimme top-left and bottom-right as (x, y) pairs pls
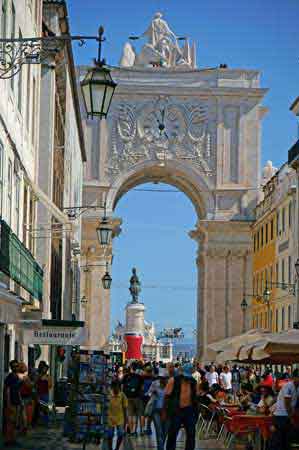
(125, 302), (145, 360)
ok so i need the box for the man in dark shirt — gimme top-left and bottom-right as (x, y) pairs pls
(4, 360), (21, 445)
(122, 364), (144, 435)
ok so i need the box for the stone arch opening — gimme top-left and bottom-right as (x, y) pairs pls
(104, 159), (216, 358)
(105, 159), (215, 220)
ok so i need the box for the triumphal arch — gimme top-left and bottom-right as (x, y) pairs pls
(80, 13), (267, 359)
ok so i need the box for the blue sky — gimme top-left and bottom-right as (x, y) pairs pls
(68, 0), (299, 338)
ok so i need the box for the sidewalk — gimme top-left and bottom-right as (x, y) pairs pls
(0, 422), (226, 450)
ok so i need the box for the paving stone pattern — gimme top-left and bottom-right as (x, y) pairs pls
(0, 424), (225, 450)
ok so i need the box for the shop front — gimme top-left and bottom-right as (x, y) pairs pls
(0, 283), (23, 432)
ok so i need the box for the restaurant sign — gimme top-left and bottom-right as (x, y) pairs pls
(23, 326), (87, 346)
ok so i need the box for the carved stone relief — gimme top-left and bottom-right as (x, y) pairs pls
(106, 97), (216, 182)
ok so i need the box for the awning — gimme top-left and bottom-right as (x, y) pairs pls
(237, 330), (299, 364)
(208, 329), (270, 362)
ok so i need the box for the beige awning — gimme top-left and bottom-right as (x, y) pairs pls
(237, 330), (299, 364)
(208, 329), (269, 354)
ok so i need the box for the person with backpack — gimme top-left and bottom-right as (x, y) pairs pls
(164, 362), (199, 450)
(107, 380), (128, 450)
(122, 363), (144, 435)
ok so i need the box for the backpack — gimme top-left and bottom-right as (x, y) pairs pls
(123, 374), (141, 398)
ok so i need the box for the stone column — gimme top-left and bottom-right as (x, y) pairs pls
(81, 216), (121, 349)
(191, 220), (252, 360)
(84, 259), (110, 349)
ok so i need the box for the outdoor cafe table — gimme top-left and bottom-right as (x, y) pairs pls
(230, 414), (273, 450)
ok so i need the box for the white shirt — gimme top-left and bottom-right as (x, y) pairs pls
(274, 381), (299, 417)
(219, 371), (232, 390)
(192, 371), (201, 384)
(206, 371), (219, 387)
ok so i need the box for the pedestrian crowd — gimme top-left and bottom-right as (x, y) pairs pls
(108, 360), (299, 450)
(3, 359), (52, 447)
(3, 357), (299, 450)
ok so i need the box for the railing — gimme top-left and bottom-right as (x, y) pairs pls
(0, 218), (43, 301)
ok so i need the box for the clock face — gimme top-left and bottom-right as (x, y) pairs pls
(139, 105), (186, 143)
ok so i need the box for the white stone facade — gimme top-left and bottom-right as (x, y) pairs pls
(0, 0), (43, 431)
(80, 14), (267, 359)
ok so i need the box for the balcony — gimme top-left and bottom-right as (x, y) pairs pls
(0, 218), (43, 302)
(288, 140), (299, 167)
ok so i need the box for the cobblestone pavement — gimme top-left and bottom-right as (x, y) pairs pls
(0, 424), (225, 450)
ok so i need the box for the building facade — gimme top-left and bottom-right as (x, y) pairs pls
(252, 163), (297, 332)
(0, 0), (43, 429)
(79, 13), (267, 359)
(34, 0), (86, 370)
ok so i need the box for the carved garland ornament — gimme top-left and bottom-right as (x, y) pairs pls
(106, 99), (215, 180)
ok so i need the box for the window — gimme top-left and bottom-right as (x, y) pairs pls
(14, 173), (20, 236)
(265, 222), (268, 244)
(270, 265), (273, 285)
(10, 2), (16, 92)
(261, 226), (264, 247)
(276, 211), (280, 236)
(7, 159), (12, 225)
(282, 307), (285, 331)
(289, 201), (292, 228)
(282, 207), (286, 232)
(257, 230), (259, 251)
(0, 141), (3, 216)
(270, 219), (274, 240)
(288, 305), (292, 329)
(253, 276), (255, 295)
(26, 65), (31, 131)
(276, 262), (279, 283)
(253, 234), (256, 252)
(31, 76), (36, 145)
(17, 29), (23, 112)
(270, 310), (273, 331)
(1, 0), (7, 38)
(281, 259), (285, 284)
(275, 309), (279, 332)
(23, 184), (28, 245)
(288, 256), (292, 284)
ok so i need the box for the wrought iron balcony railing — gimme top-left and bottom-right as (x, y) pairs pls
(0, 218), (43, 301)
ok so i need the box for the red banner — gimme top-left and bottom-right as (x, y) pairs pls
(124, 335), (143, 360)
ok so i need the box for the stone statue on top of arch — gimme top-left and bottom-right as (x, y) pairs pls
(129, 268), (141, 303)
(119, 12), (197, 69)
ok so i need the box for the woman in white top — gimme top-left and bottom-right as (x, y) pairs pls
(206, 366), (219, 387)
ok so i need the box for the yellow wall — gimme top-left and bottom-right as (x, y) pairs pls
(251, 211), (277, 331)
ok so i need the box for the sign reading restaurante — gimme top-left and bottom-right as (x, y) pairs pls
(23, 326), (86, 346)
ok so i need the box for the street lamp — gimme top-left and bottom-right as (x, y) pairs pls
(240, 297), (248, 333)
(102, 263), (112, 290)
(263, 288), (271, 303)
(96, 203), (113, 245)
(96, 218), (112, 246)
(80, 26), (117, 119)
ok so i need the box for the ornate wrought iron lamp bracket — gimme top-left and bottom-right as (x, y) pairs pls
(0, 26), (105, 79)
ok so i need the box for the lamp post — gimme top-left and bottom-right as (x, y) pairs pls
(0, 26), (117, 119)
(96, 204), (112, 246)
(80, 27), (117, 119)
(102, 263), (112, 290)
(240, 297), (248, 333)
